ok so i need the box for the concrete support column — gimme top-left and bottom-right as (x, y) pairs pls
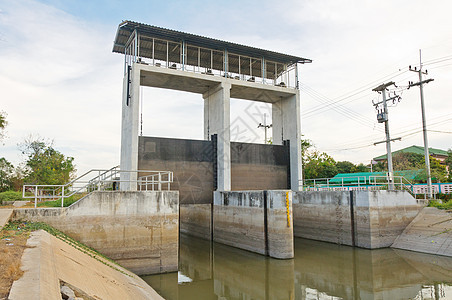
(203, 83), (231, 191)
(120, 64), (140, 190)
(272, 92), (302, 191)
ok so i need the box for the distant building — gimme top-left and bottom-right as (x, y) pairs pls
(373, 145), (449, 165)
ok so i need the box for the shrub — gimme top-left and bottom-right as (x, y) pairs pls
(0, 191), (24, 205)
(428, 199), (452, 210)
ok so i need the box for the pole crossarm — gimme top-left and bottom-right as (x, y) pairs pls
(373, 137), (401, 146)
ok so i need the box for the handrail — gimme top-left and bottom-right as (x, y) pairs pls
(301, 175), (435, 198)
(23, 168), (173, 208)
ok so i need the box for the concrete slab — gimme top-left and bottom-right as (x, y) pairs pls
(392, 207), (452, 257)
(0, 209), (13, 229)
(12, 201), (29, 207)
(8, 230), (164, 299)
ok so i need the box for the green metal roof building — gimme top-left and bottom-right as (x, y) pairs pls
(373, 145), (449, 163)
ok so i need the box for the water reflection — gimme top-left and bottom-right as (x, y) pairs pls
(142, 234), (452, 300)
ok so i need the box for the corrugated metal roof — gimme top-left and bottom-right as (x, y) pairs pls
(373, 145), (449, 161)
(112, 20), (312, 65)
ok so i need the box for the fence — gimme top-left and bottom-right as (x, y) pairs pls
(23, 167), (173, 208)
(301, 176), (452, 198)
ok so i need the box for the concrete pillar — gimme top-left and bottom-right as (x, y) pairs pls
(272, 92), (302, 191)
(203, 83), (231, 191)
(120, 64), (140, 190)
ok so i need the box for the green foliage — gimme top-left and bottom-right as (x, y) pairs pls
(0, 191), (24, 205)
(336, 161), (355, 174)
(353, 163), (368, 173)
(427, 199), (452, 210)
(302, 139), (371, 180)
(0, 157), (14, 192)
(373, 152), (448, 183)
(37, 194), (84, 207)
(304, 151), (338, 179)
(19, 136), (76, 185)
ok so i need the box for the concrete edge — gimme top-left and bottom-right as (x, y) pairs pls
(8, 230), (165, 300)
(0, 209), (13, 229)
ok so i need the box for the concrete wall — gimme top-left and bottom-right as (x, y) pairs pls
(138, 136), (290, 203)
(293, 190), (423, 249)
(139, 136), (214, 205)
(213, 190), (293, 259)
(13, 191), (179, 275)
(138, 136), (289, 241)
(231, 142), (289, 190)
(180, 204), (212, 240)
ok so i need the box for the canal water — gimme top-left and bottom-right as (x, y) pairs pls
(142, 234), (452, 300)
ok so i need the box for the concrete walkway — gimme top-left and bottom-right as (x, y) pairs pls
(8, 230), (164, 300)
(392, 207), (452, 257)
(0, 209), (13, 229)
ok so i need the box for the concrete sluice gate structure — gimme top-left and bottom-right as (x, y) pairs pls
(111, 21), (433, 263)
(114, 20), (311, 260)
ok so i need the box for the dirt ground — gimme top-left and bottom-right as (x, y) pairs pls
(0, 224), (30, 299)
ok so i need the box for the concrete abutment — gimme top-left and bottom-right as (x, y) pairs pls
(12, 191), (179, 276)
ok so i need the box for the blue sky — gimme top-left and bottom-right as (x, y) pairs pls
(1, 0), (451, 176)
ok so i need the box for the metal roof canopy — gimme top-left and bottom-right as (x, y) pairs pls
(113, 20), (312, 66)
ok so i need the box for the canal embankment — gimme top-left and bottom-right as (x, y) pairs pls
(8, 229), (164, 300)
(12, 191), (179, 275)
(392, 207), (452, 256)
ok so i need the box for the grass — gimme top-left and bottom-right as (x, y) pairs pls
(36, 193), (85, 208)
(0, 223), (30, 298)
(2, 221), (133, 278)
(428, 199), (452, 210)
(0, 191), (24, 205)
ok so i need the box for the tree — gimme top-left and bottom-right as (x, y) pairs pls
(19, 136), (76, 185)
(304, 150), (338, 179)
(0, 157), (14, 192)
(352, 163), (369, 173)
(336, 161), (355, 174)
(0, 111), (7, 142)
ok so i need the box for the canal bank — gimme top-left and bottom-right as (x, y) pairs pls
(8, 229), (163, 300)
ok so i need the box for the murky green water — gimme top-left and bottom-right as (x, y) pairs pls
(142, 234), (452, 300)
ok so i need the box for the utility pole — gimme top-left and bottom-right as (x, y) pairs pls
(258, 113), (272, 144)
(372, 82), (402, 190)
(408, 49), (434, 198)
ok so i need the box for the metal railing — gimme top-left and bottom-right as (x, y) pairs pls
(302, 175), (433, 198)
(303, 176), (369, 191)
(22, 167), (173, 208)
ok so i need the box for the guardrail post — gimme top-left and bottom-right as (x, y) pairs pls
(34, 186), (37, 208)
(158, 172), (162, 191)
(97, 170), (101, 191)
(61, 186), (65, 208)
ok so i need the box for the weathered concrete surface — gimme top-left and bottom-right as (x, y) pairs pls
(213, 190), (293, 258)
(0, 209), (13, 229)
(293, 190), (423, 249)
(392, 207), (452, 257)
(8, 230), (163, 300)
(12, 191), (179, 275)
(267, 190), (293, 259)
(180, 204), (211, 240)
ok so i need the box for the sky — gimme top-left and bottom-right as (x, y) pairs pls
(0, 0), (451, 177)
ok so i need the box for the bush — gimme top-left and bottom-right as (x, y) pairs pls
(428, 199), (452, 210)
(0, 191), (24, 205)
